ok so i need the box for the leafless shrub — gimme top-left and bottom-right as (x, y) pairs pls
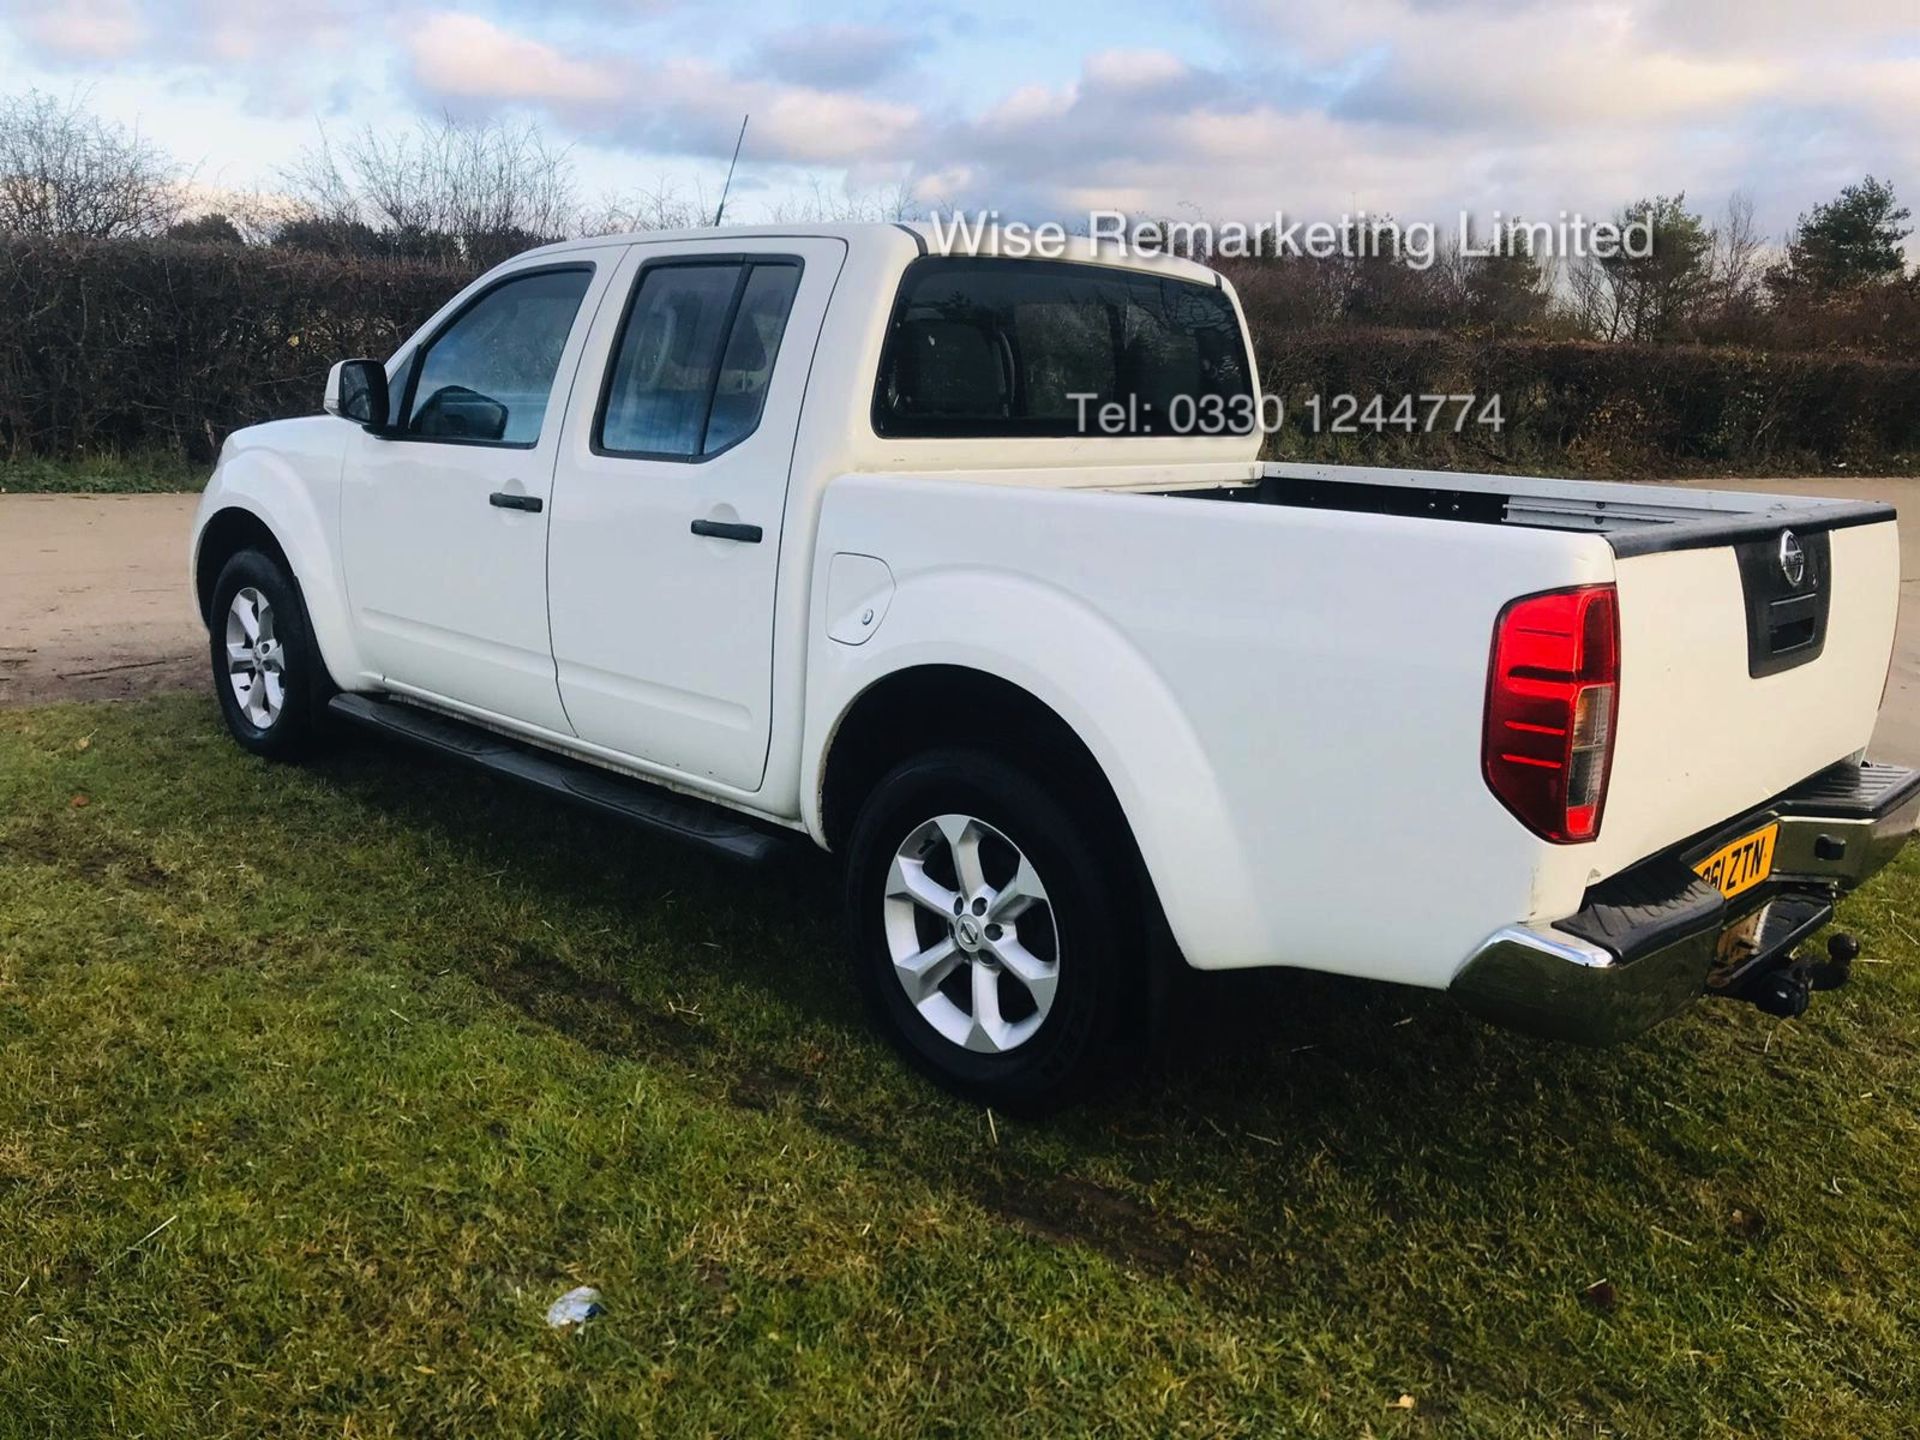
(583, 184), (713, 235)
(0, 90), (184, 238)
(762, 178), (923, 224)
(280, 114), (579, 267)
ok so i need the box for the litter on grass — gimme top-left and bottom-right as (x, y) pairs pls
(546, 1286), (604, 1330)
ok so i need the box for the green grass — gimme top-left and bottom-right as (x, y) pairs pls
(0, 453), (208, 494)
(4, 695), (1920, 1436)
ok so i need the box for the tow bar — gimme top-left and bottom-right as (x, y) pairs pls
(1733, 931), (1860, 1018)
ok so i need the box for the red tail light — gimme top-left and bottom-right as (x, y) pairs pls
(1483, 584), (1619, 843)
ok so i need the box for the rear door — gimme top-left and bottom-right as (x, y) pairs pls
(340, 260), (610, 731)
(546, 236), (846, 791)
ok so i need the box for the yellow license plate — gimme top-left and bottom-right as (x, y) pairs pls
(1694, 823), (1779, 901)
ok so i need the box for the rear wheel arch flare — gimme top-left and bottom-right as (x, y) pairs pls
(819, 664), (1141, 869)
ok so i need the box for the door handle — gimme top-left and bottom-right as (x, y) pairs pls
(690, 518), (762, 543)
(489, 491), (543, 513)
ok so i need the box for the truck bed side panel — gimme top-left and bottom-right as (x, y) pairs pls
(806, 474), (1616, 989)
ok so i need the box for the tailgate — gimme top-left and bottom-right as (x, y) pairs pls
(1590, 516), (1902, 880)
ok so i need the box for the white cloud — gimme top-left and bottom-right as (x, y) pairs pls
(913, 1), (1919, 243)
(753, 23), (926, 88)
(975, 83), (1079, 133)
(910, 164), (978, 205)
(0, 0), (385, 115)
(0, 0), (1912, 243)
(740, 79), (920, 163)
(398, 17), (923, 167)
(193, 0), (368, 63)
(1644, 0), (1918, 52)
(405, 12), (621, 105)
(7, 0), (145, 58)
(1, 0), (384, 66)
(1788, 56), (1920, 137)
(1218, 0), (1783, 131)
(1082, 49), (1190, 91)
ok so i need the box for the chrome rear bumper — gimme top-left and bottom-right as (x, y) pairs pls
(1452, 759), (1920, 1044)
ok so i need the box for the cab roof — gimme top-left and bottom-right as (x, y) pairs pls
(519, 220), (1222, 288)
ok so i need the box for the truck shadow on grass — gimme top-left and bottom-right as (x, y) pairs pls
(312, 736), (1776, 1289)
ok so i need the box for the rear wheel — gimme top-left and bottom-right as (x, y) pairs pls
(844, 749), (1138, 1110)
(209, 549), (326, 760)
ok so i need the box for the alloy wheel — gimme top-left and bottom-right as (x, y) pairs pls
(224, 585), (285, 728)
(882, 813), (1061, 1054)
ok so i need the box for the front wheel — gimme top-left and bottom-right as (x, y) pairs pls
(843, 749), (1140, 1111)
(208, 548), (326, 760)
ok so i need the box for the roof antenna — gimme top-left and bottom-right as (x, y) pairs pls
(712, 114), (748, 227)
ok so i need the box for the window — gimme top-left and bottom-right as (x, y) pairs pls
(705, 265), (802, 454)
(872, 258), (1253, 438)
(597, 258), (803, 460)
(403, 267), (592, 446)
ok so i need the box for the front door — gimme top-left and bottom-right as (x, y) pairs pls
(340, 260), (609, 732)
(546, 237), (846, 791)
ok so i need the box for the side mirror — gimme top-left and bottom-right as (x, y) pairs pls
(324, 359), (390, 431)
(409, 384), (508, 443)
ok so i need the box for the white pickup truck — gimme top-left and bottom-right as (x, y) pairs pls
(192, 222), (1916, 1106)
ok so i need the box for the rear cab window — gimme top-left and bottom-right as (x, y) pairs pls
(872, 257), (1253, 438)
(594, 257), (803, 461)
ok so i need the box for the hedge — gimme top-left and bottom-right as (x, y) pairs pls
(1249, 329), (1920, 475)
(1, 235), (1916, 475)
(0, 236), (474, 462)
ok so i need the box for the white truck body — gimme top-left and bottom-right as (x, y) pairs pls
(806, 464), (1900, 987)
(190, 222), (1914, 1098)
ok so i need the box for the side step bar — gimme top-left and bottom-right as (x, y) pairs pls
(327, 693), (789, 866)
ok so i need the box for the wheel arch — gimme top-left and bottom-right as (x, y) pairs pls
(804, 561), (1271, 972)
(190, 443), (369, 690)
(194, 507), (292, 625)
(818, 665), (1138, 861)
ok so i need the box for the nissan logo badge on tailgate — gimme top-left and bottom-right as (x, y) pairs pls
(1779, 530), (1806, 588)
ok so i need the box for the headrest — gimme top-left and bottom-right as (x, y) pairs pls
(895, 318), (1006, 414)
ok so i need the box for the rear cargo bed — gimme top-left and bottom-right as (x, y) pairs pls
(1154, 460), (1903, 900)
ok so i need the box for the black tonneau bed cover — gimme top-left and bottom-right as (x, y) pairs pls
(1162, 463), (1896, 559)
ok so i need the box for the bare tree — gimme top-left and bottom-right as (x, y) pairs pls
(1711, 191), (1764, 303)
(762, 177), (923, 225)
(584, 182), (711, 235)
(0, 90), (184, 237)
(1563, 251), (1612, 338)
(280, 114), (579, 266)
(278, 129), (361, 230)
(1707, 190), (1762, 313)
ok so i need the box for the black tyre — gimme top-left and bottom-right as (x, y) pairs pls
(844, 748), (1140, 1110)
(208, 548), (328, 760)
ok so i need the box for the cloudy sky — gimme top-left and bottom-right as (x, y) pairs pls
(3, 0), (1917, 244)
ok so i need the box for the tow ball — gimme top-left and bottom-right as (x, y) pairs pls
(1738, 932), (1860, 1018)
